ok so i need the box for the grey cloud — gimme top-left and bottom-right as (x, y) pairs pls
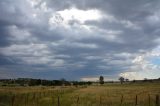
(0, 0), (160, 80)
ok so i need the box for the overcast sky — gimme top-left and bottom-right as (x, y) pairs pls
(0, 0), (160, 81)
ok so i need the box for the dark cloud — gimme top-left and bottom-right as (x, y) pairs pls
(0, 0), (160, 80)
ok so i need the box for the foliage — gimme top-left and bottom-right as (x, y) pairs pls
(119, 77), (125, 84)
(0, 78), (93, 87)
(99, 76), (104, 85)
(0, 82), (160, 106)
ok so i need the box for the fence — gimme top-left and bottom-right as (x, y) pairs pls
(0, 90), (159, 106)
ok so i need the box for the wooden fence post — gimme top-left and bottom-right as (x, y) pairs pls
(77, 96), (79, 106)
(148, 94), (150, 106)
(36, 96), (39, 106)
(120, 95), (123, 106)
(156, 95), (159, 106)
(25, 94), (27, 106)
(58, 96), (60, 106)
(135, 95), (138, 106)
(11, 95), (15, 106)
(100, 96), (102, 105)
(26, 93), (29, 106)
(52, 96), (54, 106)
(33, 93), (36, 105)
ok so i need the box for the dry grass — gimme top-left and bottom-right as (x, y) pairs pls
(0, 82), (159, 106)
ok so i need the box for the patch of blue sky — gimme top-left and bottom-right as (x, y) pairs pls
(149, 57), (160, 65)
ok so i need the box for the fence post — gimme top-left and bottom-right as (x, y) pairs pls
(100, 96), (102, 105)
(11, 95), (15, 106)
(58, 96), (60, 106)
(52, 96), (54, 106)
(156, 95), (159, 106)
(25, 94), (27, 106)
(135, 95), (138, 106)
(148, 94), (150, 106)
(36, 96), (39, 106)
(33, 93), (36, 105)
(77, 96), (79, 106)
(26, 93), (29, 106)
(120, 95), (123, 106)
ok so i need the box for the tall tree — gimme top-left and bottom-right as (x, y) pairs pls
(99, 76), (104, 85)
(119, 77), (125, 84)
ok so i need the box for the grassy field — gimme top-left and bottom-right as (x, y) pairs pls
(0, 82), (160, 106)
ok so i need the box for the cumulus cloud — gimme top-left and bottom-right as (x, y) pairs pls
(0, 0), (160, 80)
(120, 47), (160, 80)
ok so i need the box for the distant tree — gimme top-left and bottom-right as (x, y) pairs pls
(54, 80), (63, 86)
(87, 81), (92, 85)
(99, 76), (104, 85)
(144, 78), (148, 80)
(125, 79), (129, 82)
(72, 81), (78, 87)
(28, 79), (37, 86)
(132, 79), (136, 83)
(36, 79), (41, 85)
(64, 81), (71, 86)
(60, 78), (66, 86)
(119, 77), (125, 84)
(143, 78), (148, 82)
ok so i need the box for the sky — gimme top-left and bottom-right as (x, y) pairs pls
(0, 0), (160, 81)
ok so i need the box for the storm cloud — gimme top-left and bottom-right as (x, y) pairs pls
(0, 0), (160, 80)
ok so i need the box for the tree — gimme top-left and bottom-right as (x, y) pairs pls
(143, 78), (148, 82)
(87, 81), (92, 85)
(125, 79), (129, 82)
(119, 77), (125, 84)
(60, 78), (66, 86)
(99, 76), (104, 85)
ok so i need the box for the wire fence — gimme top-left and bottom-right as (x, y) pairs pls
(0, 90), (159, 106)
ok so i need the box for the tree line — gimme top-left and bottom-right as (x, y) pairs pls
(0, 77), (159, 86)
(0, 78), (92, 86)
(99, 76), (160, 85)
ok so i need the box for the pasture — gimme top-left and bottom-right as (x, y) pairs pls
(0, 82), (159, 106)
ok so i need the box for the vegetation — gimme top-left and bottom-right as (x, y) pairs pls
(0, 80), (159, 106)
(119, 77), (125, 84)
(0, 78), (92, 87)
(99, 76), (104, 85)
(0, 78), (160, 106)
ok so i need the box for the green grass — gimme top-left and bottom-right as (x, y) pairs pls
(0, 82), (159, 106)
